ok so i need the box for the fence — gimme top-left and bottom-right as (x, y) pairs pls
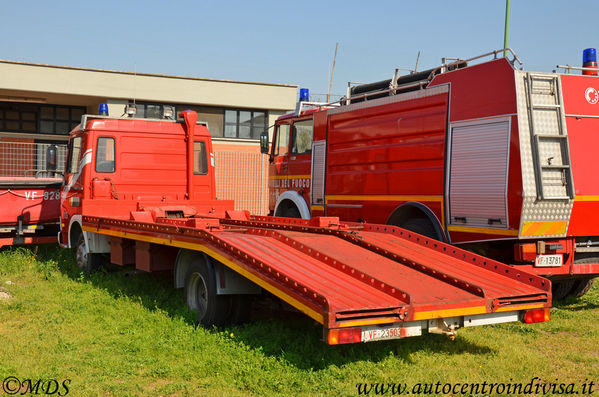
(0, 141), (67, 178)
(0, 142), (270, 215)
(214, 151), (269, 215)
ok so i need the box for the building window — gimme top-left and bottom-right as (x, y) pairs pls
(0, 103), (84, 135)
(224, 109), (267, 140)
(39, 105), (85, 135)
(175, 106), (224, 138)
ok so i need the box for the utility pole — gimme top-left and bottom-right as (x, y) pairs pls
(327, 43), (339, 103)
(504, 0), (511, 57)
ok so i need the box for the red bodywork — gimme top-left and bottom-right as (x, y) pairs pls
(60, 111), (551, 343)
(60, 114), (232, 247)
(0, 177), (62, 248)
(268, 57), (599, 281)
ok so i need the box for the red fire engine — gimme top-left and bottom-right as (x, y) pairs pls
(58, 110), (550, 344)
(262, 49), (599, 300)
(0, 144), (64, 248)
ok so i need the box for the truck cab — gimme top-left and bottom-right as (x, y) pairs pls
(60, 111), (232, 268)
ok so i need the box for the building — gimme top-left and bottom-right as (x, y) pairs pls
(0, 59), (297, 214)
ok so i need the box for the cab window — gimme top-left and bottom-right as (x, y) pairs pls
(291, 119), (313, 155)
(66, 137), (82, 174)
(274, 124), (290, 156)
(95, 137), (115, 173)
(194, 141), (208, 175)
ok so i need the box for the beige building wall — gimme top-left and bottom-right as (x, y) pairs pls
(0, 59), (297, 215)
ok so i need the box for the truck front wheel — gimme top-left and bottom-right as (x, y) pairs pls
(184, 259), (230, 327)
(75, 234), (103, 274)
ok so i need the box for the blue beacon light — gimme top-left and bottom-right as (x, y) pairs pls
(98, 103), (109, 116)
(299, 88), (310, 102)
(582, 48), (598, 76)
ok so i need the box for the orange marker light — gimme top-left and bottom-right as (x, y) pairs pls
(523, 308), (551, 324)
(328, 327), (362, 344)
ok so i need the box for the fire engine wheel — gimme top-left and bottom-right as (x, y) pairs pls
(75, 234), (103, 274)
(283, 206), (301, 218)
(551, 280), (575, 301)
(184, 260), (230, 327)
(399, 218), (437, 240)
(566, 254), (598, 298)
(569, 278), (595, 298)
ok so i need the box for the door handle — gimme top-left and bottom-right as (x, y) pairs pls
(290, 156), (296, 161)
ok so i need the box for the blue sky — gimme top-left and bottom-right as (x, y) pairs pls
(2, 1), (598, 100)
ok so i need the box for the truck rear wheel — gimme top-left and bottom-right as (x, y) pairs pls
(184, 258), (230, 327)
(75, 234), (103, 274)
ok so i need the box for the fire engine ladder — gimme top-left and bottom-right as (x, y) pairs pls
(525, 73), (574, 200)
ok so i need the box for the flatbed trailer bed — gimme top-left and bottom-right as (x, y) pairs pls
(82, 213), (551, 344)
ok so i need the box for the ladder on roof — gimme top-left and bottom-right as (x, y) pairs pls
(526, 73), (574, 200)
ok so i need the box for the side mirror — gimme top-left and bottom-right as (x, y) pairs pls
(46, 145), (57, 171)
(260, 130), (269, 154)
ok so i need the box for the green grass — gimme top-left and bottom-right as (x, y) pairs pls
(0, 245), (598, 396)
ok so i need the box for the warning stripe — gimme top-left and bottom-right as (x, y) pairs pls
(521, 221), (567, 237)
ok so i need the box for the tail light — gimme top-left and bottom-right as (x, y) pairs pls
(327, 327), (362, 344)
(522, 308), (551, 324)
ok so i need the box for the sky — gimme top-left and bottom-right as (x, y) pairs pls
(2, 0), (598, 101)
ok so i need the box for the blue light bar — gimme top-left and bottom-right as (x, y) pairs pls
(583, 48), (597, 64)
(98, 103), (109, 116)
(299, 88), (310, 102)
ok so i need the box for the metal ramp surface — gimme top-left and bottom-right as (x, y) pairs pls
(83, 215), (550, 331)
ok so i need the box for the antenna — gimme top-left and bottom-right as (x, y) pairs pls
(414, 51), (421, 73)
(327, 43), (339, 103)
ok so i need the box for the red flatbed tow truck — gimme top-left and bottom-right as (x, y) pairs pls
(59, 110), (551, 344)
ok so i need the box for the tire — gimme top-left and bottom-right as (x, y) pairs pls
(567, 254), (598, 298)
(183, 256), (231, 327)
(75, 234), (103, 274)
(399, 217), (438, 240)
(552, 280), (575, 301)
(283, 206), (301, 219)
(569, 278), (595, 298)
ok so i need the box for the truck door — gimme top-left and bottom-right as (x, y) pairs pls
(269, 123), (290, 210)
(287, 118), (313, 207)
(60, 133), (89, 245)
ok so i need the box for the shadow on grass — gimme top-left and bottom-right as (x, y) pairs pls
(553, 298), (599, 312)
(30, 245), (494, 370)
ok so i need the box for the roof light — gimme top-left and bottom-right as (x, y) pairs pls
(162, 106), (174, 119)
(125, 103), (137, 117)
(299, 88), (310, 102)
(98, 103), (109, 116)
(583, 48), (597, 64)
(583, 48), (598, 76)
(522, 308), (550, 324)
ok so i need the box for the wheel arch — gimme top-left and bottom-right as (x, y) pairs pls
(274, 190), (311, 219)
(386, 201), (447, 242)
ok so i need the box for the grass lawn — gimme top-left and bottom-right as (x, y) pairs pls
(0, 245), (597, 396)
